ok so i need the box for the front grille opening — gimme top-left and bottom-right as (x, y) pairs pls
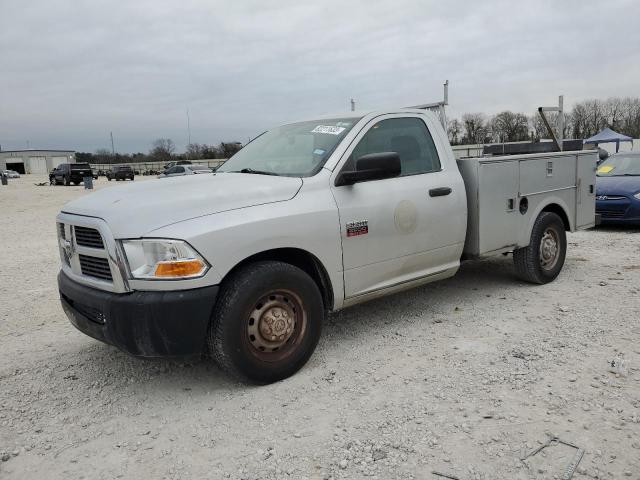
(58, 223), (65, 239)
(79, 255), (113, 281)
(74, 226), (104, 249)
(597, 210), (627, 218)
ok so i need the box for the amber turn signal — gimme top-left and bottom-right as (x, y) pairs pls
(154, 259), (205, 278)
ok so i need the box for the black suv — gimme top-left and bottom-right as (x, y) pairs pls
(49, 163), (94, 186)
(106, 165), (135, 181)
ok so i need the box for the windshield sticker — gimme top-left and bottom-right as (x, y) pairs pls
(597, 165), (614, 174)
(312, 125), (346, 135)
(336, 122), (352, 127)
(313, 149), (325, 155)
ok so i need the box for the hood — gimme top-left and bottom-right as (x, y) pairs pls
(62, 173), (303, 237)
(596, 175), (640, 196)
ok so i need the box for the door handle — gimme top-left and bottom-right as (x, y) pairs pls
(429, 187), (452, 197)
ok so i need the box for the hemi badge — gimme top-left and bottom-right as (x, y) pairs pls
(346, 220), (368, 237)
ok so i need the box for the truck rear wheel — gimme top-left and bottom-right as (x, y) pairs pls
(208, 261), (324, 383)
(513, 212), (566, 284)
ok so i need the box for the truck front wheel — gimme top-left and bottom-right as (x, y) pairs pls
(208, 261), (323, 384)
(513, 212), (566, 284)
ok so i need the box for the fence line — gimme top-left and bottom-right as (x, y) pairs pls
(90, 158), (227, 173)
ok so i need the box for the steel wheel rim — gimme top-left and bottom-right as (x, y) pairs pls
(539, 227), (560, 271)
(245, 289), (306, 362)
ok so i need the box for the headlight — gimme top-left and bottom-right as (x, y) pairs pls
(634, 192), (640, 200)
(121, 239), (209, 280)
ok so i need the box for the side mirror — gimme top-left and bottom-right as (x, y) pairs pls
(335, 152), (401, 186)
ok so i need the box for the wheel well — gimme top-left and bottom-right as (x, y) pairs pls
(541, 203), (570, 231)
(225, 248), (334, 310)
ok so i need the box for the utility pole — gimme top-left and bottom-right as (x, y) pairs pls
(187, 108), (191, 146)
(110, 131), (115, 155)
(350, 98), (355, 112)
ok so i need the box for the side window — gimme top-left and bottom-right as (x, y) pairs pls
(175, 166), (185, 173)
(347, 117), (441, 176)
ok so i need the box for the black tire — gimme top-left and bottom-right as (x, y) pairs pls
(513, 212), (567, 284)
(49, 177), (56, 186)
(208, 261), (324, 384)
(73, 181), (79, 185)
(108, 177), (112, 181)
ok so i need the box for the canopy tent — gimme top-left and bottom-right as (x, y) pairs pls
(583, 128), (633, 153)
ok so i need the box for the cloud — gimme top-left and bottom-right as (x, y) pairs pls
(1, 0), (638, 152)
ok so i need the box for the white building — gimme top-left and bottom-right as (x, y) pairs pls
(0, 150), (76, 174)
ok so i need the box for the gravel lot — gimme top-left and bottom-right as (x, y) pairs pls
(1, 176), (639, 480)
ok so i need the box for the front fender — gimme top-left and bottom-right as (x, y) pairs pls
(148, 181), (345, 308)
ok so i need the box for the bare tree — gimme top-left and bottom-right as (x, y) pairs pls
(449, 96), (640, 146)
(490, 111), (529, 143)
(149, 138), (175, 161)
(530, 111), (573, 141)
(461, 113), (489, 144)
(218, 142), (243, 158)
(585, 100), (607, 137)
(94, 148), (112, 164)
(447, 119), (462, 145)
(621, 97), (640, 138)
(605, 97), (625, 131)
(185, 143), (204, 160)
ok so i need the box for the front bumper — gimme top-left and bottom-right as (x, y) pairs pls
(58, 271), (218, 358)
(596, 200), (640, 225)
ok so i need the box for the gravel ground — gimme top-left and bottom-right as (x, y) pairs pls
(1, 176), (639, 480)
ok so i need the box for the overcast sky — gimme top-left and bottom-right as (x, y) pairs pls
(1, 0), (639, 153)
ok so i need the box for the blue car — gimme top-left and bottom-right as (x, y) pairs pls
(595, 151), (640, 225)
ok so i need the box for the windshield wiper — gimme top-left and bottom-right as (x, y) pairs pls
(230, 168), (279, 176)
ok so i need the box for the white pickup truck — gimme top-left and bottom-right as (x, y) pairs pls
(56, 109), (597, 383)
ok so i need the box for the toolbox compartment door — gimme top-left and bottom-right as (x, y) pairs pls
(477, 161), (520, 254)
(575, 153), (597, 229)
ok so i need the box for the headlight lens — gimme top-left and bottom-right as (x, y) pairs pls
(121, 239), (209, 279)
(634, 192), (640, 200)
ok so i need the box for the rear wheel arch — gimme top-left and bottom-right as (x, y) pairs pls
(540, 203), (571, 231)
(222, 248), (334, 311)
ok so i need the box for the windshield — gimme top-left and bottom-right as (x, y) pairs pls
(597, 154), (640, 176)
(218, 117), (361, 177)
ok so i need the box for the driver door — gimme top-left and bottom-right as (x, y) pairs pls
(330, 114), (466, 299)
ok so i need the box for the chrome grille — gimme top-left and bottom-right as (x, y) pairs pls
(74, 226), (104, 249)
(57, 215), (128, 292)
(79, 254), (113, 281)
